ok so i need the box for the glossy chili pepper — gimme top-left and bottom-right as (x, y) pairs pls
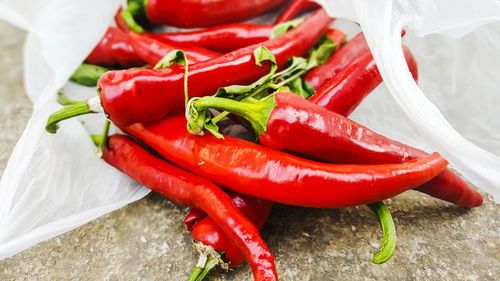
(98, 9), (331, 128)
(275, 0), (319, 24)
(141, 0), (286, 28)
(127, 115), (448, 208)
(188, 92), (418, 165)
(145, 23), (274, 53)
(312, 70), (482, 207)
(188, 92), (482, 207)
(46, 10), (331, 133)
(308, 44), (481, 208)
(146, 24), (346, 55)
(102, 134), (277, 281)
(309, 45), (418, 116)
(189, 192), (272, 268)
(45, 9), (331, 133)
(127, 32), (220, 65)
(86, 27), (144, 67)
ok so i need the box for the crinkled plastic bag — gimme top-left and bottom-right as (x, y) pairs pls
(0, 0), (499, 260)
(317, 0), (500, 201)
(0, 0), (150, 259)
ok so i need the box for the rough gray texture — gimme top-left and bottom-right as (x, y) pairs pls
(0, 20), (499, 281)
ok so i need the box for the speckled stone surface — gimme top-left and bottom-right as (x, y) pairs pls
(0, 20), (499, 281)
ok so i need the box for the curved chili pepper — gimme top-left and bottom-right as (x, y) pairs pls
(85, 27), (218, 69)
(103, 134), (277, 281)
(75, 33), (217, 88)
(127, 32), (220, 65)
(188, 195), (271, 281)
(99, 9), (331, 128)
(136, 0), (286, 28)
(145, 24), (346, 55)
(275, 0), (319, 24)
(309, 45), (418, 116)
(190, 193), (272, 268)
(86, 27), (144, 67)
(145, 24), (274, 53)
(127, 115), (447, 208)
(188, 92), (482, 207)
(307, 47), (482, 208)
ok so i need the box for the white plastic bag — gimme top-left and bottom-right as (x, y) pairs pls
(0, 0), (150, 259)
(317, 0), (500, 201)
(0, 0), (499, 260)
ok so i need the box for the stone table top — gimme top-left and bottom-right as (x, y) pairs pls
(0, 20), (499, 281)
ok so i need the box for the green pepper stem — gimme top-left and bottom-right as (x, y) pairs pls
(91, 120), (111, 158)
(46, 96), (102, 134)
(189, 243), (225, 281)
(188, 254), (219, 281)
(188, 95), (276, 137)
(100, 120), (111, 151)
(210, 111), (229, 124)
(188, 254), (207, 281)
(90, 135), (103, 146)
(121, 0), (147, 33)
(369, 202), (397, 264)
(69, 64), (108, 87)
(183, 58), (189, 107)
(194, 255), (219, 281)
(57, 91), (80, 106)
(210, 88), (266, 125)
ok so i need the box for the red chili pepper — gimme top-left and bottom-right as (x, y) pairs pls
(188, 92), (482, 207)
(145, 23), (274, 53)
(86, 27), (144, 67)
(144, 0), (286, 28)
(182, 42), (406, 270)
(127, 115), (448, 208)
(275, 0), (320, 24)
(309, 45), (418, 116)
(99, 9), (331, 128)
(127, 32), (220, 65)
(189, 192), (272, 268)
(102, 134), (277, 281)
(312, 67), (481, 206)
(307, 44), (481, 207)
(145, 24), (346, 55)
(46, 10), (332, 135)
(86, 27), (218, 68)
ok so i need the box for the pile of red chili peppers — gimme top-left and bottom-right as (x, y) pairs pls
(45, 1), (483, 280)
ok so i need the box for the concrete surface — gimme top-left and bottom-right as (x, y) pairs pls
(0, 20), (499, 281)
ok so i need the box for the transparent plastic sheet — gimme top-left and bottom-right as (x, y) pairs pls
(0, 0), (499, 261)
(0, 0), (150, 259)
(317, 0), (500, 202)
